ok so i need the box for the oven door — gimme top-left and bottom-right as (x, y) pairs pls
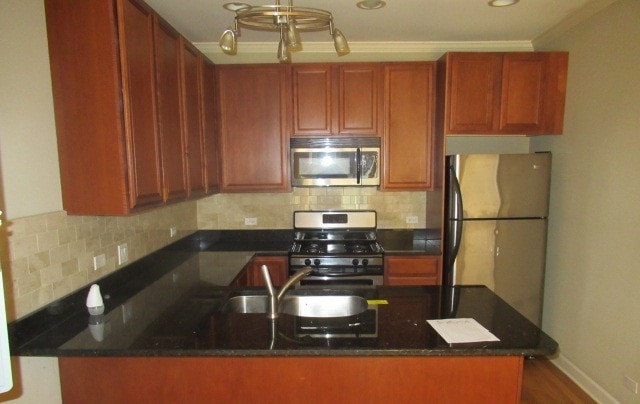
(297, 275), (383, 289)
(291, 147), (379, 187)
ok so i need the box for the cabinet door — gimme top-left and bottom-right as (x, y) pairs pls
(338, 64), (381, 136)
(382, 63), (435, 190)
(45, 0), (130, 215)
(445, 53), (502, 134)
(118, 0), (164, 208)
(292, 64), (333, 136)
(499, 53), (547, 133)
(181, 40), (206, 197)
(384, 255), (441, 286)
(154, 18), (187, 202)
(291, 63), (381, 137)
(251, 256), (289, 287)
(200, 59), (220, 194)
(218, 65), (290, 192)
(500, 52), (568, 135)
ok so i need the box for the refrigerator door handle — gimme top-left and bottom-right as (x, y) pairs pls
(445, 165), (464, 285)
(449, 165), (464, 262)
(449, 165), (464, 222)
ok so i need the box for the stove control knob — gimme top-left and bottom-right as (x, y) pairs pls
(352, 259), (359, 266)
(313, 258), (321, 267)
(304, 258), (312, 266)
(362, 258), (369, 266)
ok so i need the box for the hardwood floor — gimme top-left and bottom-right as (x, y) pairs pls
(522, 357), (596, 403)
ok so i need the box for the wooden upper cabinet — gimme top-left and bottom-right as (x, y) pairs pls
(443, 52), (568, 135)
(118, 0), (164, 209)
(445, 53), (502, 134)
(154, 17), (187, 203)
(291, 63), (381, 137)
(45, 0), (164, 215)
(45, 0), (217, 215)
(381, 62), (436, 191)
(500, 53), (568, 134)
(292, 64), (333, 136)
(217, 64), (290, 192)
(200, 59), (220, 194)
(181, 40), (206, 197)
(339, 64), (382, 136)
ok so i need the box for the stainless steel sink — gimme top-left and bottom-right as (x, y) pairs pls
(221, 294), (368, 318)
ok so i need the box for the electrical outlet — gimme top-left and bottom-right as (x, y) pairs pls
(624, 375), (639, 394)
(406, 215), (419, 224)
(170, 227), (177, 238)
(93, 254), (106, 271)
(117, 243), (129, 265)
(245, 217), (258, 226)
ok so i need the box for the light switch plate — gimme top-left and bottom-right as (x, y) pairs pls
(406, 215), (418, 224)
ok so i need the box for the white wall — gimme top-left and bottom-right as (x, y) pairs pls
(532, 1), (640, 402)
(0, 0), (62, 220)
(0, 1), (64, 402)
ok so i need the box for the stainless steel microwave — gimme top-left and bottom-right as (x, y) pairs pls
(290, 137), (380, 187)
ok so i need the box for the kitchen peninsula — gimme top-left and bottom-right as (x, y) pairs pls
(9, 231), (556, 403)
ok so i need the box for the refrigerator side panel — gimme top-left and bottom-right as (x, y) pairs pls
(494, 219), (547, 326)
(452, 219), (547, 326)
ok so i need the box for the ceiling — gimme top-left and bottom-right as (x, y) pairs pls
(145, 0), (601, 45)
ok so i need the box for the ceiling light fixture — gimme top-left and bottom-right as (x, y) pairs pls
(488, 0), (520, 6)
(219, 1), (350, 63)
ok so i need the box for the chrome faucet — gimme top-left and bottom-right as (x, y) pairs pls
(261, 265), (314, 319)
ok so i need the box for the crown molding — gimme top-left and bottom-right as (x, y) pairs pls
(194, 40), (533, 55)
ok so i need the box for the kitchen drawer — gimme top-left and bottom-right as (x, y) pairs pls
(384, 255), (441, 286)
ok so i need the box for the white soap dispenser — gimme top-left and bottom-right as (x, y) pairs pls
(86, 284), (105, 316)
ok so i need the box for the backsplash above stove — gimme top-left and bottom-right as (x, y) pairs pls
(197, 188), (435, 230)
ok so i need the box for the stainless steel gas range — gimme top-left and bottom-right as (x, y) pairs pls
(289, 210), (384, 288)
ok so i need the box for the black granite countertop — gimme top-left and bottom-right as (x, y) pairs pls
(9, 231), (555, 358)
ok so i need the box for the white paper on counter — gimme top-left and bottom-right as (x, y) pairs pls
(426, 318), (500, 344)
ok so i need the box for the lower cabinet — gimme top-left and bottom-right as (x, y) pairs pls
(59, 356), (525, 403)
(384, 255), (442, 286)
(231, 256), (288, 287)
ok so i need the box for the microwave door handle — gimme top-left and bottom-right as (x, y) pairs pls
(356, 148), (361, 184)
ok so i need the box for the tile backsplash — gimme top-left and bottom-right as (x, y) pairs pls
(4, 188), (435, 320)
(2, 201), (197, 320)
(198, 187), (431, 230)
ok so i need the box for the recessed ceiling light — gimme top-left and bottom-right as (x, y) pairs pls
(488, 0), (519, 6)
(357, 0), (386, 10)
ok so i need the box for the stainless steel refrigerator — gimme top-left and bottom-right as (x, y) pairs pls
(443, 153), (551, 326)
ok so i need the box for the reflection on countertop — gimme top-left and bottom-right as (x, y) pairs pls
(9, 231), (554, 358)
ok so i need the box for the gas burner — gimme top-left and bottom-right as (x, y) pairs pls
(349, 244), (368, 254)
(289, 210), (384, 286)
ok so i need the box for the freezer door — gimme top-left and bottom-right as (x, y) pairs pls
(452, 153), (551, 219)
(452, 219), (547, 326)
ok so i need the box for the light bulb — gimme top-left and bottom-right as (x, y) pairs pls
(219, 29), (237, 55)
(332, 28), (350, 56)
